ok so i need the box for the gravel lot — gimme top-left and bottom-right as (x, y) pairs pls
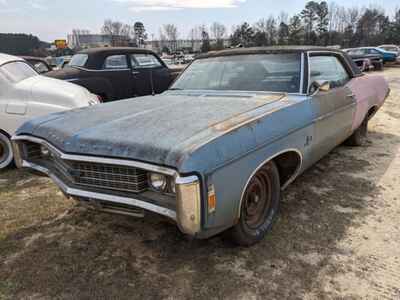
(1, 67), (400, 300)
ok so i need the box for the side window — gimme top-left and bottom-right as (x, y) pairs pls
(103, 55), (128, 70)
(131, 54), (162, 69)
(309, 56), (350, 89)
(34, 62), (50, 74)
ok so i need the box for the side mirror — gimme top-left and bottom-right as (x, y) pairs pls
(309, 80), (330, 95)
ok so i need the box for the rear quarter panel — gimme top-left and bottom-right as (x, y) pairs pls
(347, 75), (389, 131)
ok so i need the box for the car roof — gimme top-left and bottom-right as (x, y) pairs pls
(79, 47), (154, 55)
(76, 47), (160, 69)
(197, 46), (346, 59)
(196, 46), (362, 78)
(0, 53), (25, 66)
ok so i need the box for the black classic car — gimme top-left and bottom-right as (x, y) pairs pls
(344, 48), (384, 71)
(45, 48), (181, 102)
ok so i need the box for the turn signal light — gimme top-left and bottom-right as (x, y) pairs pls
(208, 185), (216, 213)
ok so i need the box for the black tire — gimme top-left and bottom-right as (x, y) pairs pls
(228, 161), (280, 246)
(0, 132), (14, 170)
(374, 62), (384, 71)
(345, 117), (368, 146)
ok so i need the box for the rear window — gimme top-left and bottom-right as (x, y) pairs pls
(0, 61), (38, 83)
(69, 54), (88, 67)
(131, 54), (162, 68)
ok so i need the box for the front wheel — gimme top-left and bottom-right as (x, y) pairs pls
(0, 132), (14, 170)
(228, 161), (281, 246)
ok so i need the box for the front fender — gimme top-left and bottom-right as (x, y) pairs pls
(180, 98), (314, 236)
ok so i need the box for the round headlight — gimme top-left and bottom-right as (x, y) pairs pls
(40, 145), (50, 157)
(149, 173), (167, 191)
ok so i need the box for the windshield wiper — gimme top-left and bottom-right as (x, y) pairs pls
(168, 88), (184, 91)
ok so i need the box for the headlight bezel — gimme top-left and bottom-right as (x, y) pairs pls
(148, 172), (176, 194)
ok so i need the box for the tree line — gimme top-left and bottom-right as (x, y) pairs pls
(0, 33), (50, 56)
(231, 1), (400, 48)
(104, 1), (400, 53)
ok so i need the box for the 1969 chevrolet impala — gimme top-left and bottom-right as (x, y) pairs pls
(12, 47), (389, 246)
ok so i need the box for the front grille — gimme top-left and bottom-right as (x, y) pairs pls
(25, 142), (41, 160)
(25, 144), (149, 194)
(70, 161), (148, 193)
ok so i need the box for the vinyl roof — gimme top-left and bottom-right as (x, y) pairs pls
(79, 47), (153, 55)
(197, 46), (346, 59)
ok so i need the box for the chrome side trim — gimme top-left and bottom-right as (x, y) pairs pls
(21, 160), (177, 220)
(73, 66), (131, 72)
(12, 135), (177, 177)
(237, 148), (303, 219)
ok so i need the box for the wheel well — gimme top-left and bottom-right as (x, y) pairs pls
(367, 106), (379, 120)
(0, 129), (11, 138)
(273, 151), (302, 188)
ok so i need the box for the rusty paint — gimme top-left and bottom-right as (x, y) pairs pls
(210, 94), (287, 132)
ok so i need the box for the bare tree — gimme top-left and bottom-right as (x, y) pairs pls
(210, 22), (227, 40)
(160, 24), (179, 52)
(189, 25), (204, 50)
(102, 19), (131, 46)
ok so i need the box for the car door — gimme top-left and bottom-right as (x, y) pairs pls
(309, 54), (356, 161)
(130, 53), (171, 96)
(102, 54), (132, 100)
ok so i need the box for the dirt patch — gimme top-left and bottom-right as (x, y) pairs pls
(1, 68), (400, 299)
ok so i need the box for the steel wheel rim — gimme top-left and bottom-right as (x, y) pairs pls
(243, 168), (272, 229)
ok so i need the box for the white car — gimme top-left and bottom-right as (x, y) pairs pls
(0, 53), (99, 170)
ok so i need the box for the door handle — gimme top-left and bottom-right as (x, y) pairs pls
(132, 71), (140, 75)
(347, 94), (355, 98)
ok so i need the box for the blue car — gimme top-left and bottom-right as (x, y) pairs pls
(12, 47), (390, 246)
(358, 47), (398, 63)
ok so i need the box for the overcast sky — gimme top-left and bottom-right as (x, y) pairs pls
(0, 0), (399, 42)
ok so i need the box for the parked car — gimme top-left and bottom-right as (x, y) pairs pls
(343, 48), (384, 71)
(20, 56), (53, 74)
(0, 53), (99, 170)
(46, 48), (181, 102)
(354, 47), (398, 63)
(13, 47), (390, 246)
(49, 56), (72, 70)
(378, 45), (400, 56)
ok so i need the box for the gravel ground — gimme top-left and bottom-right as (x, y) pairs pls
(0, 67), (399, 300)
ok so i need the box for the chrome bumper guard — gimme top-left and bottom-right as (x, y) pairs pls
(12, 136), (202, 236)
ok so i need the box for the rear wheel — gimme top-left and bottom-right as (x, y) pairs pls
(374, 61), (384, 71)
(346, 117), (368, 146)
(0, 132), (14, 170)
(228, 161), (280, 246)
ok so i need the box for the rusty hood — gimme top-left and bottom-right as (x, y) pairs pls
(16, 92), (290, 169)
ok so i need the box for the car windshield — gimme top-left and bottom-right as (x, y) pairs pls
(171, 54), (301, 93)
(68, 54), (88, 67)
(0, 61), (38, 83)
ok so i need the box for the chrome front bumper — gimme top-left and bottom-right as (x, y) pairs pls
(12, 135), (202, 236)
